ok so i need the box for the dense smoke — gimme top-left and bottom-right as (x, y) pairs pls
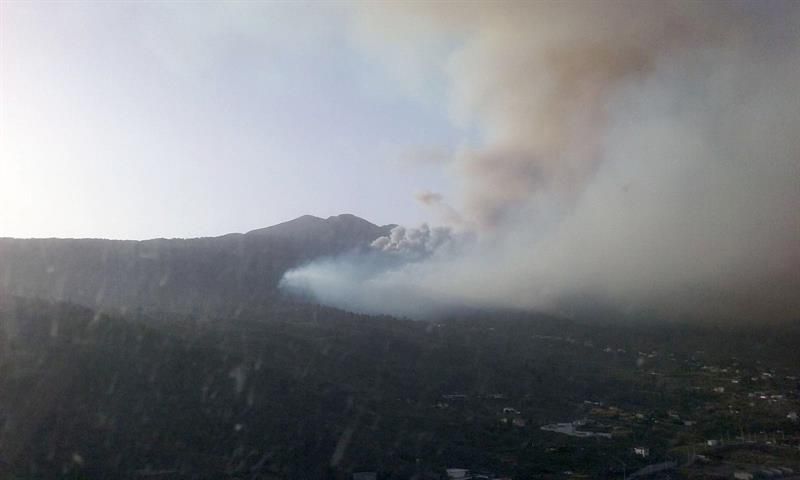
(282, 1), (800, 321)
(371, 224), (455, 259)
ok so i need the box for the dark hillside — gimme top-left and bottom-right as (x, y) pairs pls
(1, 296), (798, 479)
(0, 215), (393, 317)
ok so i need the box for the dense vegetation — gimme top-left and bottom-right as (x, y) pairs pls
(0, 296), (797, 479)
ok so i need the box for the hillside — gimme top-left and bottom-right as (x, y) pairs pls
(0, 214), (393, 316)
(0, 296), (798, 479)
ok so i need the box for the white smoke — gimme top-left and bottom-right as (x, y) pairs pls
(370, 224), (455, 260)
(281, 224), (469, 317)
(282, 1), (800, 321)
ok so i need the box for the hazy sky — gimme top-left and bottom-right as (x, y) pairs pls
(0, 1), (462, 239)
(4, 1), (799, 320)
(281, 1), (800, 321)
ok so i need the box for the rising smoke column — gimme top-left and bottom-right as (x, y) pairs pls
(283, 1), (800, 321)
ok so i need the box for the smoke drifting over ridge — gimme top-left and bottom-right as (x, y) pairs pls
(282, 1), (800, 321)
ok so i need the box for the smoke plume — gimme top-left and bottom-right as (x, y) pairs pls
(282, 1), (800, 321)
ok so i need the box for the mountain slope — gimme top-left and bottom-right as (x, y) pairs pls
(0, 214), (394, 316)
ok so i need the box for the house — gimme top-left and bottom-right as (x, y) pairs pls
(503, 407), (521, 415)
(512, 417), (526, 428)
(446, 468), (470, 479)
(633, 447), (649, 458)
(734, 471), (753, 480)
(787, 411), (798, 422)
(706, 439), (720, 447)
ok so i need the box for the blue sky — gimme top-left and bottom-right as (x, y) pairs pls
(0, 2), (462, 239)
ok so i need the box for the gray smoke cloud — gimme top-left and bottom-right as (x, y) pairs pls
(371, 224), (455, 259)
(282, 1), (800, 321)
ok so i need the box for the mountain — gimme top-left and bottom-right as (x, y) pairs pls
(0, 214), (394, 316)
(247, 213), (393, 241)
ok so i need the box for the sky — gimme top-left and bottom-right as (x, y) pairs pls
(0, 1), (462, 239)
(2, 1), (799, 321)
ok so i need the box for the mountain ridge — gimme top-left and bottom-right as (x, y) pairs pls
(0, 213), (394, 242)
(0, 214), (394, 316)
(246, 213), (395, 239)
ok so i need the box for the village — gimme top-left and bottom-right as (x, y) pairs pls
(388, 331), (800, 480)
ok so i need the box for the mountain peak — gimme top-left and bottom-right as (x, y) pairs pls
(325, 213), (378, 227)
(328, 213), (358, 220)
(245, 214), (391, 239)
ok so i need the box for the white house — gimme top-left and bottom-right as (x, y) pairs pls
(633, 446), (650, 458)
(446, 468), (470, 479)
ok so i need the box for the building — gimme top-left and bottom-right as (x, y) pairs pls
(633, 446), (650, 458)
(446, 468), (470, 479)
